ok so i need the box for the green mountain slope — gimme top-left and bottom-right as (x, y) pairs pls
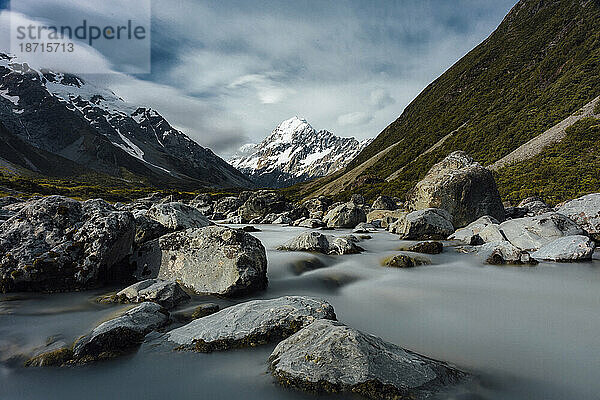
(287, 0), (600, 204)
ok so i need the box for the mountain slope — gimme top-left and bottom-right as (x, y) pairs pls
(229, 117), (371, 188)
(0, 53), (252, 190)
(288, 0), (600, 203)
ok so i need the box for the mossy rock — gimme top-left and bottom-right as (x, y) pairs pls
(381, 253), (432, 268)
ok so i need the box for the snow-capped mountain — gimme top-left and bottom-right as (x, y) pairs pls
(229, 117), (372, 188)
(0, 53), (252, 189)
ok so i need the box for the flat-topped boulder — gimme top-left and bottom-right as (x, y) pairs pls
(557, 193), (600, 241)
(131, 226), (267, 297)
(389, 208), (454, 240)
(268, 319), (467, 400)
(109, 279), (190, 309)
(73, 302), (170, 362)
(499, 212), (585, 251)
(146, 202), (212, 231)
(278, 231), (363, 255)
(0, 196), (135, 293)
(166, 296), (336, 352)
(531, 235), (596, 262)
(407, 151), (505, 228)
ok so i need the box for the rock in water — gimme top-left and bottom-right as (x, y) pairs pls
(73, 302), (169, 362)
(498, 212), (585, 251)
(531, 235), (596, 262)
(146, 202), (212, 231)
(407, 151), (505, 228)
(402, 241), (444, 254)
(557, 193), (600, 241)
(131, 226), (267, 296)
(448, 216), (500, 244)
(166, 296), (336, 352)
(0, 196), (135, 292)
(477, 241), (534, 265)
(382, 253), (432, 268)
(323, 202), (367, 228)
(112, 279), (190, 309)
(268, 319), (467, 400)
(278, 231), (363, 255)
(389, 208), (454, 240)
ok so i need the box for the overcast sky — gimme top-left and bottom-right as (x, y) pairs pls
(0, 0), (518, 157)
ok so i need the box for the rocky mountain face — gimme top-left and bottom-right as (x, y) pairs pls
(290, 0), (600, 205)
(229, 117), (371, 188)
(0, 53), (252, 190)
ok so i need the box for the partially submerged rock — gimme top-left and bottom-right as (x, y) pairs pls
(297, 218), (325, 228)
(278, 231), (363, 255)
(382, 253), (432, 268)
(72, 302), (170, 362)
(109, 279), (190, 309)
(400, 241), (443, 254)
(146, 202), (212, 231)
(353, 222), (377, 233)
(166, 296), (336, 352)
(477, 242), (535, 266)
(498, 212), (585, 251)
(557, 193), (600, 241)
(389, 208), (454, 240)
(25, 341), (73, 367)
(531, 235), (596, 262)
(323, 202), (367, 228)
(407, 151), (505, 228)
(0, 196), (135, 293)
(268, 319), (467, 400)
(131, 226), (268, 297)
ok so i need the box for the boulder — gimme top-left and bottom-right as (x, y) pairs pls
(478, 224), (506, 243)
(350, 194), (366, 205)
(517, 198), (553, 216)
(272, 215), (292, 225)
(323, 202), (366, 228)
(371, 195), (398, 211)
(146, 202), (212, 231)
(25, 340), (73, 367)
(111, 279), (190, 309)
(278, 232), (363, 255)
(213, 196), (242, 215)
(239, 191), (288, 221)
(303, 196), (332, 219)
(73, 302), (169, 362)
(401, 241), (443, 254)
(353, 222), (377, 233)
(131, 226), (268, 296)
(498, 212), (585, 251)
(367, 210), (406, 228)
(407, 151), (505, 228)
(382, 253), (432, 268)
(133, 213), (170, 246)
(477, 242), (535, 265)
(448, 216), (500, 244)
(173, 303), (221, 323)
(166, 296), (336, 352)
(297, 218), (325, 228)
(0, 196), (135, 293)
(531, 235), (596, 262)
(557, 193), (600, 241)
(389, 208), (454, 240)
(268, 319), (467, 400)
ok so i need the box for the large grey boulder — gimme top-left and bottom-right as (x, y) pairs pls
(498, 212), (585, 251)
(557, 194), (600, 241)
(353, 222), (377, 233)
(407, 151), (505, 228)
(323, 202), (366, 228)
(133, 213), (170, 246)
(167, 296), (336, 352)
(131, 226), (267, 296)
(448, 216), (500, 244)
(112, 279), (190, 309)
(389, 208), (454, 240)
(278, 231), (363, 255)
(297, 218), (325, 228)
(302, 196), (332, 219)
(213, 196), (242, 215)
(477, 241), (535, 265)
(0, 196), (135, 292)
(146, 202), (212, 231)
(73, 302), (169, 362)
(268, 319), (467, 399)
(531, 235), (596, 262)
(239, 191), (288, 221)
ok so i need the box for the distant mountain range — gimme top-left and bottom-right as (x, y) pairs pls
(0, 53), (252, 190)
(289, 0), (600, 205)
(229, 117), (372, 188)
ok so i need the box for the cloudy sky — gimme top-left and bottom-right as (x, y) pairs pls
(0, 0), (518, 157)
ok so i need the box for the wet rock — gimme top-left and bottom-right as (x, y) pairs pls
(146, 202), (212, 231)
(499, 212), (585, 251)
(371, 195), (398, 211)
(25, 341), (72, 367)
(241, 225), (261, 232)
(557, 193), (600, 241)
(111, 279), (190, 309)
(407, 151), (505, 227)
(73, 302), (170, 362)
(172, 303), (221, 323)
(290, 257), (327, 275)
(167, 296), (336, 352)
(278, 232), (363, 255)
(268, 319), (467, 400)
(324, 202), (367, 228)
(382, 253), (432, 268)
(401, 241), (443, 254)
(0, 196), (135, 293)
(477, 242), (535, 265)
(353, 222), (377, 233)
(531, 235), (596, 262)
(448, 216), (500, 244)
(389, 208), (454, 240)
(131, 226), (267, 297)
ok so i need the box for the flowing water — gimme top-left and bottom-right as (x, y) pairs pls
(1, 225), (599, 400)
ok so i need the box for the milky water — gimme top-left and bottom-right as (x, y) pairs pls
(1, 225), (599, 400)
